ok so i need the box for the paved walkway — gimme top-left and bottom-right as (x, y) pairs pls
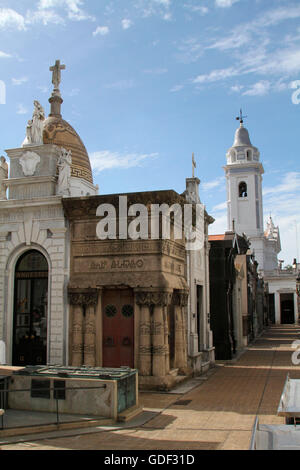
(1, 325), (300, 451)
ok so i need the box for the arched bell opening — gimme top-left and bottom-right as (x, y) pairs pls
(239, 181), (248, 198)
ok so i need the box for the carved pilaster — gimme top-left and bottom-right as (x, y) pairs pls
(68, 289), (98, 367)
(71, 304), (84, 367)
(136, 290), (172, 377)
(138, 304), (151, 376)
(152, 302), (166, 377)
(163, 306), (170, 374)
(84, 303), (96, 367)
(172, 290), (189, 373)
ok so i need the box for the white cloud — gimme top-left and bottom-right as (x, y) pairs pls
(202, 176), (225, 191)
(12, 77), (28, 86)
(170, 84), (184, 92)
(104, 79), (135, 90)
(16, 104), (28, 115)
(143, 67), (168, 75)
(90, 150), (158, 173)
(37, 0), (94, 22)
(243, 80), (271, 96)
(26, 9), (65, 26)
(0, 1), (94, 31)
(134, 0), (172, 20)
(192, 67), (240, 84)
(0, 8), (26, 31)
(230, 84), (244, 93)
(263, 172), (300, 197)
(208, 213), (227, 235)
(207, 30), (251, 51)
(257, 5), (300, 28)
(38, 85), (50, 93)
(212, 201), (227, 212)
(122, 18), (133, 30)
(93, 25), (110, 36)
(184, 4), (209, 15)
(176, 37), (204, 63)
(0, 50), (12, 58)
(215, 0), (239, 7)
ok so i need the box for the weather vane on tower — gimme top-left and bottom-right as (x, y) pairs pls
(236, 108), (247, 125)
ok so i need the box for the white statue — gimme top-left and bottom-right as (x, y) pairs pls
(0, 156), (8, 199)
(22, 100), (45, 146)
(57, 147), (72, 196)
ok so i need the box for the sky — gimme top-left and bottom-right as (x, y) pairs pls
(0, 0), (299, 266)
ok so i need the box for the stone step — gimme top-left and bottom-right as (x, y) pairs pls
(117, 404), (144, 423)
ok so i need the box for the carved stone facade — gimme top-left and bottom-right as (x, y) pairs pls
(62, 191), (194, 390)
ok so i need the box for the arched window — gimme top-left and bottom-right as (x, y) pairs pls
(230, 150), (236, 163)
(239, 181), (248, 198)
(13, 250), (48, 366)
(246, 150), (252, 161)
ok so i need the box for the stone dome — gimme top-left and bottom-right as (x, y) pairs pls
(43, 115), (93, 184)
(233, 125), (252, 147)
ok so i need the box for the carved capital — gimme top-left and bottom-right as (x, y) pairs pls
(69, 288), (98, 307)
(172, 290), (189, 307)
(135, 291), (172, 307)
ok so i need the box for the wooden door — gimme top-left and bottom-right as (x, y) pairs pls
(102, 289), (134, 368)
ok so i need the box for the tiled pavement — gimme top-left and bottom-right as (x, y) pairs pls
(1, 325), (300, 451)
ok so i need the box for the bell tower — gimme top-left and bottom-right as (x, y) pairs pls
(224, 111), (265, 268)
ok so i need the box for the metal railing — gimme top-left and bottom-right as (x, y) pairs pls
(0, 384), (107, 430)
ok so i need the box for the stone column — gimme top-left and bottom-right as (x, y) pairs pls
(136, 291), (172, 377)
(69, 289), (98, 367)
(83, 291), (98, 367)
(163, 306), (170, 374)
(151, 292), (171, 378)
(173, 290), (189, 374)
(136, 292), (152, 376)
(152, 303), (166, 377)
(69, 293), (84, 367)
(275, 292), (281, 325)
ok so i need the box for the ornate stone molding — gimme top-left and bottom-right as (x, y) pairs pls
(172, 290), (189, 307)
(68, 288), (98, 308)
(135, 291), (172, 307)
(19, 151), (40, 176)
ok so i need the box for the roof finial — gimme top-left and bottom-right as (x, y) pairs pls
(236, 108), (247, 126)
(50, 60), (66, 97)
(49, 60), (66, 117)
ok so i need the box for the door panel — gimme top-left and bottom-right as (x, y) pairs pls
(102, 289), (134, 368)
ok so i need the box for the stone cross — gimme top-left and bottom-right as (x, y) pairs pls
(50, 60), (66, 91)
(192, 152), (196, 178)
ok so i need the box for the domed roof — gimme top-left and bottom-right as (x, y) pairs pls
(233, 124), (252, 147)
(43, 115), (93, 184)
